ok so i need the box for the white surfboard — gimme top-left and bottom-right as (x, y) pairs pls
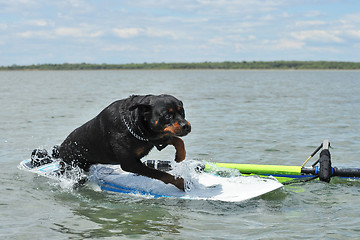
(20, 159), (60, 178)
(19, 159), (283, 202)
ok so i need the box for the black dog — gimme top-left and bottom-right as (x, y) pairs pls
(58, 94), (191, 191)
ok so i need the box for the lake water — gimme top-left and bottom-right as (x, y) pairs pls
(1, 70), (359, 239)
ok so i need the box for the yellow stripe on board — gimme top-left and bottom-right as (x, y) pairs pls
(205, 163), (302, 176)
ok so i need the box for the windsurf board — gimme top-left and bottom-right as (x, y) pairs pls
(19, 159), (283, 202)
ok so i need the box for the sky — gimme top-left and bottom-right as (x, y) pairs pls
(1, 0), (360, 66)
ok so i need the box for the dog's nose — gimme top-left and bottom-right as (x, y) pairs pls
(180, 121), (191, 133)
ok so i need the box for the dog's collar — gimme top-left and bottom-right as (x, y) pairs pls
(121, 111), (169, 151)
(122, 114), (149, 142)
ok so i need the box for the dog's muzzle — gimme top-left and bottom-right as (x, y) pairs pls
(180, 120), (191, 135)
(164, 120), (191, 136)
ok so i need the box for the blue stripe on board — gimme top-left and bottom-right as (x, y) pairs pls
(99, 181), (173, 198)
(38, 163), (59, 172)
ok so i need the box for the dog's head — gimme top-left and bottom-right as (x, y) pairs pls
(129, 94), (191, 138)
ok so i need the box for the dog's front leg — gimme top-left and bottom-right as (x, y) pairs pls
(120, 158), (185, 191)
(169, 137), (186, 162)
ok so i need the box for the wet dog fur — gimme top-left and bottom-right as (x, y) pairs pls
(58, 94), (191, 191)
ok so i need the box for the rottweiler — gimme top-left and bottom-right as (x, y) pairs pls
(58, 94), (191, 191)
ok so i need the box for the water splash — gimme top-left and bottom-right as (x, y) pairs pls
(56, 162), (88, 191)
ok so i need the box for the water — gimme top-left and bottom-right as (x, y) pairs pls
(1, 70), (360, 239)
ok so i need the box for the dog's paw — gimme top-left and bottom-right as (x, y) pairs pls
(184, 179), (193, 192)
(31, 148), (53, 167)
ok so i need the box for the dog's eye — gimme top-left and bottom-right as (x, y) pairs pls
(164, 114), (172, 120)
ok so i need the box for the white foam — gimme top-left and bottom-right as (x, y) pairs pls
(19, 159), (86, 192)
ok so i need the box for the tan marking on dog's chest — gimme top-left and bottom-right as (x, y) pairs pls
(136, 147), (146, 157)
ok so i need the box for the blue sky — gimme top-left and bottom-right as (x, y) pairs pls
(1, 0), (360, 66)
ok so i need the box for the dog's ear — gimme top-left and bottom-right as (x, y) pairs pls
(128, 95), (153, 111)
(129, 102), (152, 122)
(128, 103), (151, 111)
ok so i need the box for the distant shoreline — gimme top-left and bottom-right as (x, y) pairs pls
(1, 61), (360, 70)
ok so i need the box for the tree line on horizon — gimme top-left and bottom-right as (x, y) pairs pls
(1, 61), (360, 70)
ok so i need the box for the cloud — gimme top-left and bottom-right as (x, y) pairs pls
(342, 11), (360, 23)
(102, 45), (139, 52)
(17, 27), (103, 39)
(291, 30), (344, 43)
(295, 20), (326, 27)
(26, 19), (50, 27)
(146, 28), (178, 39)
(347, 30), (360, 39)
(0, 23), (8, 31)
(17, 30), (54, 39)
(274, 39), (305, 49)
(112, 28), (143, 38)
(307, 46), (341, 53)
(235, 38), (304, 54)
(209, 37), (226, 45)
(55, 27), (103, 38)
(2, 0), (360, 65)
(303, 10), (324, 18)
(196, 0), (286, 14)
(112, 27), (178, 39)
(0, 0), (38, 12)
(68, 0), (86, 8)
